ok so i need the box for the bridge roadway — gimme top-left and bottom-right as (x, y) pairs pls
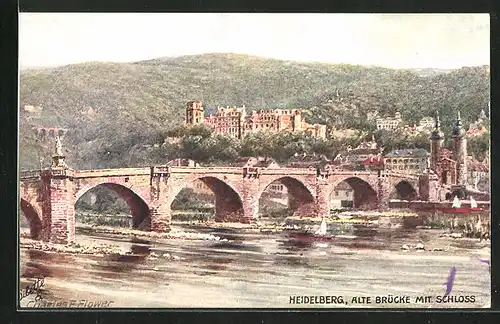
(19, 165), (438, 244)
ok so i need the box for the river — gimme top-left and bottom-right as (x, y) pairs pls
(19, 224), (491, 309)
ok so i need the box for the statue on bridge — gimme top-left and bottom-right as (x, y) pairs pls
(51, 136), (68, 168)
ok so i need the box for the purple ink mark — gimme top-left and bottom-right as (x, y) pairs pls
(443, 266), (456, 296)
(475, 257), (491, 273)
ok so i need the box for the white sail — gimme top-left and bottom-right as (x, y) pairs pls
(470, 197), (478, 209)
(316, 218), (327, 235)
(452, 196), (461, 208)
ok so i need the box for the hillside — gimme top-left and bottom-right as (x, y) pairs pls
(19, 53), (490, 170)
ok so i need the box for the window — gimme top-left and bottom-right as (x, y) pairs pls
(335, 191), (339, 196)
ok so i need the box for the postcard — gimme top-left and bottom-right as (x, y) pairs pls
(18, 13), (491, 309)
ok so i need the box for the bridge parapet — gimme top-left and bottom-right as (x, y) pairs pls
(168, 166), (243, 174)
(260, 168), (316, 176)
(381, 171), (421, 181)
(38, 168), (75, 178)
(20, 170), (41, 180)
(329, 171), (376, 176)
(74, 168), (150, 178)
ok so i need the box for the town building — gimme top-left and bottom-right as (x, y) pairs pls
(33, 126), (69, 138)
(466, 108), (489, 137)
(340, 136), (381, 169)
(376, 112), (402, 131)
(186, 101), (327, 139)
(228, 156), (280, 169)
(189, 179), (214, 196)
(384, 148), (429, 173)
(267, 183), (288, 195)
(329, 180), (354, 208)
(418, 116), (435, 130)
(466, 156), (489, 190)
(166, 158), (198, 167)
(285, 153), (331, 169)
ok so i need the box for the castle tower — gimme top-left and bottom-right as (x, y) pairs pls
(451, 111), (467, 185)
(292, 110), (302, 131)
(429, 111), (444, 172)
(186, 101), (204, 125)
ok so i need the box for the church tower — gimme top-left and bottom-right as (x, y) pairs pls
(186, 101), (204, 125)
(429, 111), (444, 172)
(451, 111), (467, 185)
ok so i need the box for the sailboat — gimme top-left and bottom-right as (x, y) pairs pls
(288, 217), (332, 242)
(315, 217), (328, 236)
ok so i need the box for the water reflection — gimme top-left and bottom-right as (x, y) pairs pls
(353, 226), (377, 238)
(18, 224), (490, 308)
(21, 250), (54, 278)
(129, 237), (152, 255)
(86, 237), (154, 277)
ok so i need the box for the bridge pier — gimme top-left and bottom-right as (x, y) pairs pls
(315, 181), (330, 218)
(377, 175), (390, 211)
(149, 173), (171, 233)
(150, 205), (170, 232)
(41, 170), (76, 244)
(241, 177), (260, 223)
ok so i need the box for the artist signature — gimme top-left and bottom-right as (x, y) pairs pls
(19, 277), (45, 301)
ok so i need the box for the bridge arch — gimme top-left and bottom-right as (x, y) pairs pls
(391, 180), (419, 201)
(170, 175), (244, 222)
(329, 177), (378, 209)
(257, 176), (316, 217)
(20, 198), (42, 239)
(75, 182), (150, 229)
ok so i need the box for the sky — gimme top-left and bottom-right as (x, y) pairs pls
(19, 13), (490, 69)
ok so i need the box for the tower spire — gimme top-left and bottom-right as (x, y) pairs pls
(430, 110), (444, 140)
(452, 110), (465, 137)
(434, 111), (441, 130)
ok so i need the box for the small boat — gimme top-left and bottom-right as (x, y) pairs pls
(315, 217), (327, 236)
(286, 217), (333, 242)
(437, 196), (483, 214)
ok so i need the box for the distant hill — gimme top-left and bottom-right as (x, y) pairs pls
(408, 68), (454, 77)
(19, 53), (490, 170)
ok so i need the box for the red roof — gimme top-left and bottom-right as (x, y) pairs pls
(362, 155), (384, 166)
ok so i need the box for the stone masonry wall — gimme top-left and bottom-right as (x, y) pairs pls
(21, 167), (433, 243)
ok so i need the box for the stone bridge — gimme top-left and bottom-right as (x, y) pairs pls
(19, 166), (438, 244)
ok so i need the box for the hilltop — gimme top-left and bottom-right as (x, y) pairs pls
(19, 53), (490, 170)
